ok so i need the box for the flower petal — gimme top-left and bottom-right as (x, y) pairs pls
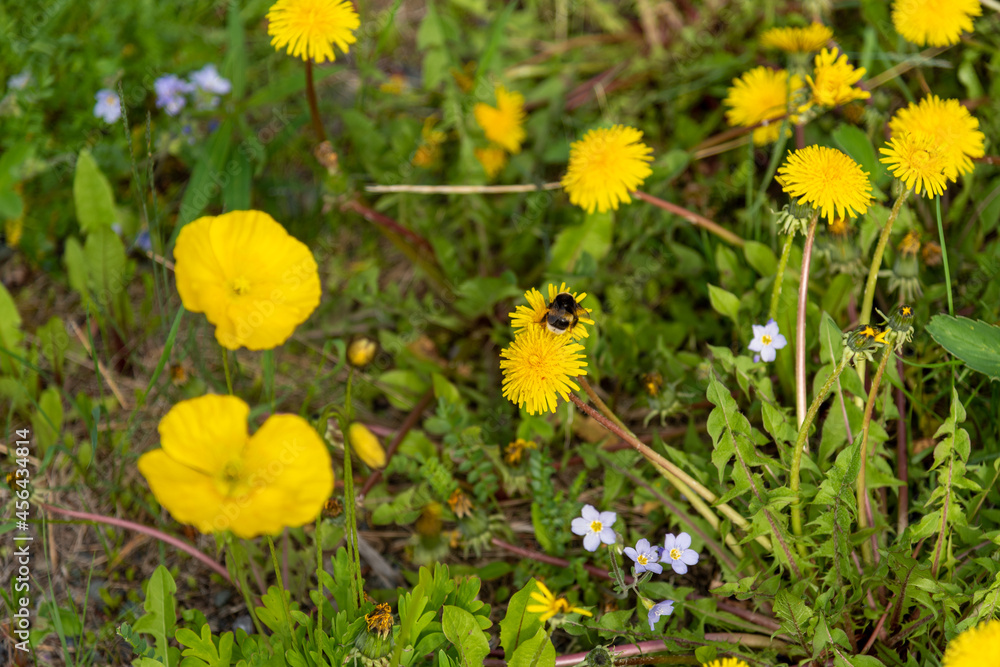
(598, 510), (617, 526)
(646, 562), (664, 574)
(636, 538), (650, 552)
(157, 394), (249, 474)
(675, 532), (692, 550)
(581, 504), (599, 521)
(761, 346), (777, 362)
(571, 517), (590, 536)
(624, 547), (638, 561)
(663, 533), (676, 551)
(599, 526), (617, 544)
(680, 549), (700, 566)
(137, 450), (225, 534)
(583, 532), (601, 552)
(670, 560), (689, 575)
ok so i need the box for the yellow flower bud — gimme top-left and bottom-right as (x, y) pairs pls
(348, 422), (386, 469)
(347, 337), (377, 367)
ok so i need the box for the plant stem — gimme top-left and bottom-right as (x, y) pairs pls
(578, 377), (630, 434)
(856, 189), (911, 383)
(768, 232), (796, 321)
(896, 358), (910, 535)
(795, 213), (819, 428)
(790, 353), (852, 544)
(223, 348), (233, 395)
(935, 197), (954, 316)
(568, 391), (772, 552)
(316, 513), (324, 636)
(341, 369), (364, 611)
(267, 535), (296, 642)
(857, 348), (893, 565)
(633, 189), (746, 247)
(304, 59), (328, 143)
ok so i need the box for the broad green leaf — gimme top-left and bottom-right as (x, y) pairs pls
(507, 627), (555, 667)
(500, 579), (544, 657)
(550, 210), (613, 271)
(172, 121), (235, 243)
(926, 314), (1000, 381)
(32, 387), (63, 456)
(833, 124), (882, 183)
(63, 237), (89, 306)
(73, 150), (117, 234)
(132, 565), (178, 666)
(0, 282), (24, 377)
(441, 606), (490, 667)
(707, 284), (740, 323)
(379, 369), (430, 411)
(0, 187), (23, 219)
(743, 240), (777, 276)
(176, 625), (235, 666)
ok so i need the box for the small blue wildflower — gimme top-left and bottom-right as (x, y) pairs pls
(570, 504), (617, 552)
(190, 64), (231, 95)
(93, 89), (121, 123)
(134, 230), (152, 253)
(749, 318), (787, 363)
(624, 538), (663, 574)
(647, 600), (674, 631)
(155, 75), (194, 116)
(661, 532), (699, 575)
(8, 71), (30, 91)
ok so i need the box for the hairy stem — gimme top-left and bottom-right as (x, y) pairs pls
(790, 354), (852, 544)
(304, 59), (328, 143)
(795, 214), (820, 428)
(768, 232), (796, 321)
(633, 190), (746, 247)
(857, 348), (893, 565)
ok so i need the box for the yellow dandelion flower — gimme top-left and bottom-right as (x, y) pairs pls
(526, 580), (593, 622)
(943, 619), (1000, 667)
(173, 210), (321, 351)
(475, 146), (508, 179)
(4, 216), (23, 247)
(561, 125), (653, 213)
(267, 0), (360, 63)
(879, 133), (949, 197)
(760, 22), (833, 52)
(723, 67), (803, 145)
(899, 231), (921, 256)
(828, 218), (850, 236)
(137, 394), (333, 538)
(500, 327), (588, 415)
(504, 438), (538, 465)
(888, 95), (985, 181)
(776, 146), (872, 223)
(379, 74), (407, 95)
(474, 86), (526, 154)
(807, 48), (870, 108)
(348, 422), (386, 469)
(413, 118), (446, 167)
(509, 283), (594, 340)
(702, 659), (750, 667)
(892, 0), (981, 47)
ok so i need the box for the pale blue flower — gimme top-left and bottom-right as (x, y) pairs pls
(134, 229), (152, 253)
(8, 71), (30, 91)
(189, 64), (231, 95)
(748, 318), (787, 363)
(571, 504), (617, 552)
(624, 538), (662, 574)
(647, 600), (674, 631)
(661, 532), (699, 575)
(93, 89), (121, 123)
(155, 75), (194, 116)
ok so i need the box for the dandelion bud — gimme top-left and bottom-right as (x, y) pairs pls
(348, 422), (386, 469)
(842, 324), (888, 364)
(348, 337), (378, 367)
(586, 646), (615, 667)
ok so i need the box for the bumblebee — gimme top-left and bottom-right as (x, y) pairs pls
(542, 292), (588, 335)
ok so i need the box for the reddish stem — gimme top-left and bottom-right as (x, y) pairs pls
(360, 389), (434, 498)
(491, 537), (632, 584)
(40, 502), (231, 583)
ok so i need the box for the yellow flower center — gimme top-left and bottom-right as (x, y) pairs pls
(637, 554), (648, 565)
(106, 95), (117, 105)
(231, 276), (251, 296)
(761, 334), (772, 345)
(215, 460), (251, 497)
(669, 548), (682, 561)
(590, 520), (604, 533)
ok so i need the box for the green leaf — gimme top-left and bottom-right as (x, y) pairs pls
(0, 187), (23, 219)
(32, 387), (63, 456)
(550, 210), (613, 272)
(222, 148), (251, 211)
(530, 502), (555, 552)
(0, 282), (24, 377)
(176, 625), (234, 666)
(379, 369), (430, 411)
(172, 121), (235, 244)
(833, 124), (881, 183)
(132, 565), (178, 666)
(507, 627), (555, 667)
(225, 0), (247, 100)
(926, 314), (1000, 381)
(73, 150), (117, 234)
(707, 284), (740, 323)
(743, 240), (777, 276)
(500, 579), (544, 658)
(441, 606), (490, 667)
